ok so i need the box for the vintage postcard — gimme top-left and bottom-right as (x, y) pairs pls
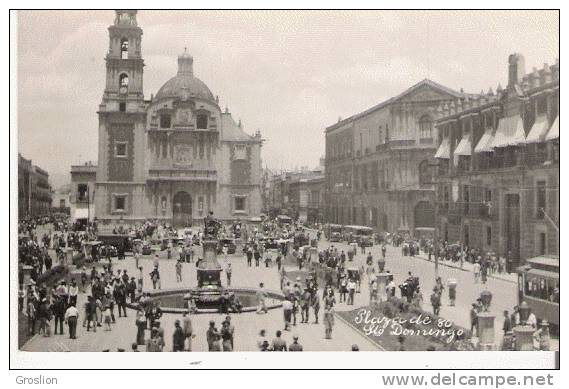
(10, 8), (560, 371)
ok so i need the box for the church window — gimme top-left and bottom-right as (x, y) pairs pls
(115, 141), (128, 158)
(234, 196), (246, 212)
(419, 115), (433, 138)
(113, 195), (127, 212)
(119, 73), (129, 94)
(119, 102), (126, 112)
(197, 113), (208, 129)
(160, 114), (171, 128)
(120, 38), (129, 59)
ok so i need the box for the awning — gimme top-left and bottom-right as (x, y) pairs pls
(454, 133), (472, 156)
(434, 138), (450, 159)
(490, 115), (525, 148)
(74, 208), (89, 220)
(546, 116), (559, 141)
(474, 129), (494, 153)
(526, 115), (550, 143)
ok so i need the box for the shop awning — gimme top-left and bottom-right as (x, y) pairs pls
(546, 116), (559, 141)
(526, 115), (550, 143)
(434, 138), (450, 159)
(474, 129), (494, 153)
(490, 115), (526, 148)
(453, 133), (472, 156)
(74, 208), (89, 220)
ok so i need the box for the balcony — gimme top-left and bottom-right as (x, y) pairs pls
(524, 151), (548, 167)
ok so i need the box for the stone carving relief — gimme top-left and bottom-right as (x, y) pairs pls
(173, 144), (193, 167)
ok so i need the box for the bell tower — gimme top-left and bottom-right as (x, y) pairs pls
(103, 10), (144, 103)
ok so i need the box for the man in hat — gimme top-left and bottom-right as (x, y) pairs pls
(224, 315), (235, 349)
(64, 302), (79, 339)
(289, 335), (303, 351)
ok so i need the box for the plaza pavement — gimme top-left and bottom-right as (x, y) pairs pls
(21, 247), (380, 352)
(21, 228), (558, 351)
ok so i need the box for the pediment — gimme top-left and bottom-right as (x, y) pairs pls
(394, 80), (462, 103)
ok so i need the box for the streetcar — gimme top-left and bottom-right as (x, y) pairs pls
(343, 225), (374, 247)
(516, 255), (559, 330)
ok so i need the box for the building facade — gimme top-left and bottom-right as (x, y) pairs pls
(51, 185), (71, 214)
(325, 80), (467, 237)
(94, 10), (263, 226)
(70, 162), (97, 223)
(18, 153), (52, 219)
(433, 54), (559, 267)
(265, 164), (325, 223)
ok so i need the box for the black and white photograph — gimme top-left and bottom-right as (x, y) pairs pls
(8, 6), (561, 374)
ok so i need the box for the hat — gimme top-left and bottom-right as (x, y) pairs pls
(293, 335), (299, 340)
(296, 277), (301, 281)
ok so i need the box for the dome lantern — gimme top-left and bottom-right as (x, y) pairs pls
(178, 47), (194, 76)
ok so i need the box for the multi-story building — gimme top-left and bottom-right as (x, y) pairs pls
(265, 165), (325, 223)
(51, 185), (71, 214)
(325, 79), (469, 237)
(18, 153), (52, 218)
(433, 54), (559, 267)
(70, 162), (97, 224)
(94, 10), (263, 226)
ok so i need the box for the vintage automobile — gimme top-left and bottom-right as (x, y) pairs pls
(324, 224), (344, 242)
(98, 233), (133, 253)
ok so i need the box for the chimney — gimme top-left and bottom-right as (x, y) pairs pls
(508, 53), (525, 88)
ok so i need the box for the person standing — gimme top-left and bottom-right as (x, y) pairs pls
(172, 320), (185, 352)
(347, 278), (356, 305)
(225, 263), (232, 287)
(502, 310), (512, 335)
(430, 289), (441, 316)
(256, 283), (268, 314)
(135, 309), (146, 346)
(221, 320), (233, 351)
(473, 260), (481, 283)
(300, 288), (311, 323)
(64, 303), (79, 339)
(68, 279), (79, 307)
(282, 297), (293, 330)
(323, 289), (336, 340)
(52, 296), (66, 336)
(206, 321), (221, 352)
(311, 289), (320, 324)
(175, 260), (183, 283)
(470, 303), (479, 337)
(182, 310), (193, 351)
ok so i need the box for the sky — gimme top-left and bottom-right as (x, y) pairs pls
(16, 10), (558, 189)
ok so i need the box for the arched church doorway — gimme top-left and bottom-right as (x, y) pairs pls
(172, 191), (192, 227)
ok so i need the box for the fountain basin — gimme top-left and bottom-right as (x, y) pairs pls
(128, 287), (285, 314)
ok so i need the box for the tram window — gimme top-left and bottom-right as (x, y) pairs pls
(524, 275), (558, 302)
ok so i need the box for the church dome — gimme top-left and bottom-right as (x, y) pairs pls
(154, 49), (216, 103)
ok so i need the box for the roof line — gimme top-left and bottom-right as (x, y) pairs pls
(326, 79), (464, 132)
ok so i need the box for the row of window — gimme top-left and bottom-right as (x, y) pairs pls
(159, 113), (209, 129)
(110, 194), (247, 213)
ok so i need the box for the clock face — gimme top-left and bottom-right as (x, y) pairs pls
(119, 86), (128, 95)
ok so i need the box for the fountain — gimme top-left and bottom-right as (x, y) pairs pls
(128, 212), (285, 314)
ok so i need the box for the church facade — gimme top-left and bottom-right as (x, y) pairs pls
(94, 10), (263, 226)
